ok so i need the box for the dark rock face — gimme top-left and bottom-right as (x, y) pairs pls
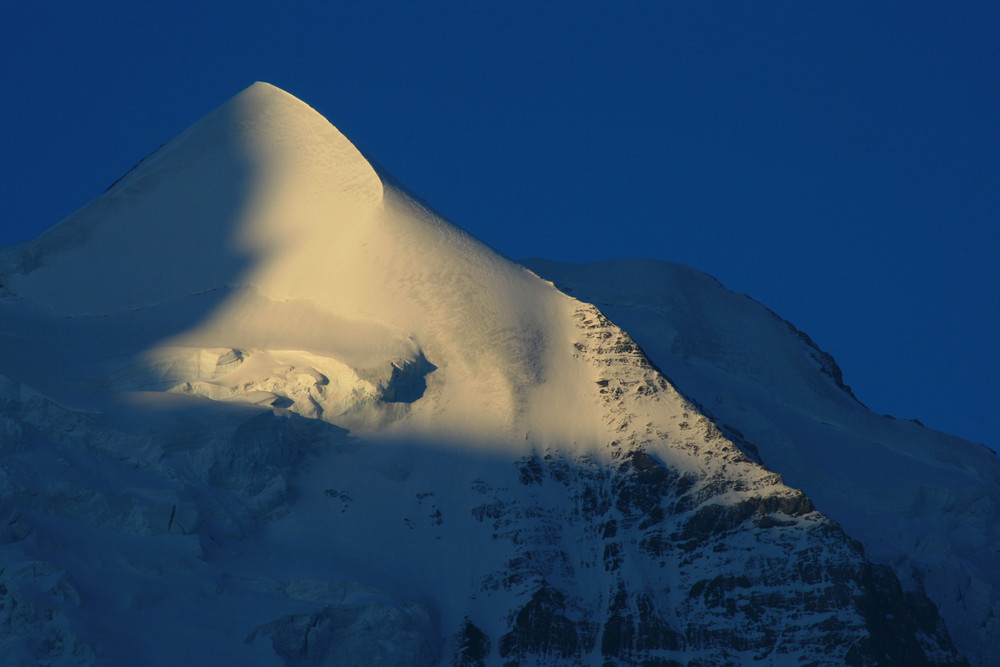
(847, 564), (970, 667)
(601, 585), (683, 659)
(499, 585), (594, 662)
(478, 444), (971, 665)
(523, 258), (1000, 667)
(456, 305), (968, 666)
(453, 619), (490, 667)
(0, 308), (970, 666)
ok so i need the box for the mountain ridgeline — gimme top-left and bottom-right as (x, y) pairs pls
(0, 83), (995, 666)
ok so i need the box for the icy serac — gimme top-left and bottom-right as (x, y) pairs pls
(0, 83), (977, 665)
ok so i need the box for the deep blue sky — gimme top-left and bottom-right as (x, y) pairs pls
(2, 2), (998, 448)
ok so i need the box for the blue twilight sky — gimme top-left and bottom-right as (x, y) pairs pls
(1, 2), (998, 448)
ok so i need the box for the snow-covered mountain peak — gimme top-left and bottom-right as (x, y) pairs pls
(0, 83), (571, 442)
(105, 80), (384, 216)
(0, 85), (986, 666)
(1, 82), (384, 315)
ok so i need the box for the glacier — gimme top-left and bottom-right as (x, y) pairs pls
(0, 82), (993, 666)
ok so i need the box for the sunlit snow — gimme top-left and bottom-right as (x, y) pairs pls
(0, 83), (992, 667)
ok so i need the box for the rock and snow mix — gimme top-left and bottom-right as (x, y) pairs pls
(0, 82), (992, 666)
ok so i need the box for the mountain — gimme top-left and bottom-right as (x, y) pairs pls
(0, 82), (992, 666)
(520, 258), (1000, 667)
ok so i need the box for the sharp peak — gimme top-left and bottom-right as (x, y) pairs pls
(228, 81), (306, 108)
(3, 81), (388, 314)
(206, 80), (330, 131)
(125, 80), (376, 186)
(243, 80), (287, 93)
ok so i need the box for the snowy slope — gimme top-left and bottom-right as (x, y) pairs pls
(523, 257), (1000, 667)
(0, 83), (975, 665)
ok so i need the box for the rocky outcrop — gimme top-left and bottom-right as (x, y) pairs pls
(454, 305), (967, 666)
(524, 257), (999, 667)
(0, 306), (970, 666)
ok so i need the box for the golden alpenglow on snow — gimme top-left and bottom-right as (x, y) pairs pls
(0, 83), (992, 666)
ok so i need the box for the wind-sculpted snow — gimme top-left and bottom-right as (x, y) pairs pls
(0, 83), (977, 665)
